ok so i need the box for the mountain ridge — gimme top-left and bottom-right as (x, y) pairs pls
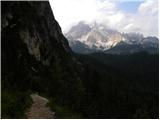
(66, 21), (159, 54)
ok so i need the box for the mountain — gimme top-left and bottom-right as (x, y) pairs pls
(105, 39), (159, 54)
(2, 1), (84, 118)
(65, 21), (122, 53)
(65, 22), (159, 54)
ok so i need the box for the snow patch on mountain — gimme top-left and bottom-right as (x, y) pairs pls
(65, 21), (158, 53)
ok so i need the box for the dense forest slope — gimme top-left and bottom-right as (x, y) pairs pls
(1, 1), (159, 119)
(75, 52), (159, 118)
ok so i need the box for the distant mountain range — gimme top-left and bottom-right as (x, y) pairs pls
(65, 21), (159, 54)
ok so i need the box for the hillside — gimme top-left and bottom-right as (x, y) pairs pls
(1, 1), (84, 118)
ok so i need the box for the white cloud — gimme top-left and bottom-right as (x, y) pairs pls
(125, 0), (158, 37)
(49, 0), (158, 37)
(123, 23), (133, 30)
(138, 0), (158, 15)
(49, 0), (117, 32)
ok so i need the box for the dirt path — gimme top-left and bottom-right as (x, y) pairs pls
(26, 94), (55, 119)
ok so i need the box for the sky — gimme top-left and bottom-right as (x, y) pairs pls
(49, 0), (158, 37)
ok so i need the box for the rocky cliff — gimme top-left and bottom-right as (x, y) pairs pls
(2, 1), (72, 65)
(2, 1), (84, 118)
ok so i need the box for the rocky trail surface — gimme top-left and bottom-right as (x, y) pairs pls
(26, 94), (55, 119)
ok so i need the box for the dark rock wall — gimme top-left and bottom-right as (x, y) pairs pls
(2, 1), (72, 65)
(1, 1), (84, 107)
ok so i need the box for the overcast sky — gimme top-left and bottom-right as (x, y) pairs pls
(49, 0), (158, 37)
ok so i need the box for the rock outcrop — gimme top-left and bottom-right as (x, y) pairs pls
(2, 1), (84, 118)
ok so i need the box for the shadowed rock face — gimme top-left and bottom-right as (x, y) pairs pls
(2, 1), (67, 90)
(2, 2), (84, 117)
(2, 1), (72, 65)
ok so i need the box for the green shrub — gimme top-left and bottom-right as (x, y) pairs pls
(1, 90), (32, 119)
(48, 98), (82, 119)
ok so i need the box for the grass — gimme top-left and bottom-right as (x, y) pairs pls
(1, 90), (33, 119)
(47, 98), (82, 119)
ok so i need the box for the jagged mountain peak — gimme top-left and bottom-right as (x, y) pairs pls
(66, 21), (124, 51)
(66, 21), (158, 54)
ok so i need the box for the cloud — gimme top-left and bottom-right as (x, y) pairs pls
(138, 0), (158, 14)
(49, 0), (117, 32)
(49, 0), (158, 37)
(123, 0), (158, 36)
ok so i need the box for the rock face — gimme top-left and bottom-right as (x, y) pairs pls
(2, 1), (72, 65)
(66, 22), (122, 52)
(2, 1), (84, 118)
